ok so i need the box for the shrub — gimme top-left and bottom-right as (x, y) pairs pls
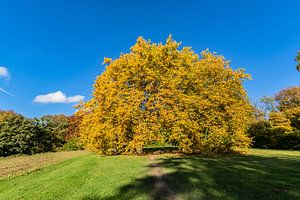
(39, 115), (69, 150)
(61, 137), (84, 151)
(0, 111), (73, 156)
(0, 111), (50, 156)
(248, 120), (271, 148)
(248, 119), (300, 150)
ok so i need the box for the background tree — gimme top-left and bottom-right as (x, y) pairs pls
(248, 89), (300, 150)
(80, 36), (252, 155)
(275, 86), (300, 111)
(65, 115), (82, 140)
(269, 111), (293, 133)
(62, 114), (84, 151)
(0, 110), (15, 122)
(0, 111), (50, 156)
(0, 111), (74, 156)
(257, 96), (277, 119)
(284, 106), (300, 130)
(296, 51), (300, 71)
(39, 115), (69, 149)
(274, 86), (300, 130)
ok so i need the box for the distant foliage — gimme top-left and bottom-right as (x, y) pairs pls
(249, 87), (300, 150)
(62, 115), (84, 151)
(283, 106), (300, 130)
(61, 137), (84, 151)
(275, 86), (300, 111)
(0, 111), (82, 157)
(80, 36), (252, 155)
(296, 51), (300, 71)
(249, 121), (300, 150)
(0, 111), (49, 156)
(269, 111), (293, 133)
(258, 96), (277, 118)
(39, 115), (69, 149)
(65, 115), (82, 140)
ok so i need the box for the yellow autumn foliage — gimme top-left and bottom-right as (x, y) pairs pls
(79, 36), (252, 155)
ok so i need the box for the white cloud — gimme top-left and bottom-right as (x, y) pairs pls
(33, 91), (84, 104)
(66, 95), (85, 103)
(0, 66), (10, 80)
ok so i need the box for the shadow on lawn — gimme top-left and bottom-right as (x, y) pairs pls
(82, 153), (300, 200)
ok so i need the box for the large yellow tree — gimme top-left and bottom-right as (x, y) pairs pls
(80, 36), (252, 155)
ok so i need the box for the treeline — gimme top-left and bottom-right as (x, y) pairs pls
(0, 111), (83, 156)
(249, 86), (300, 150)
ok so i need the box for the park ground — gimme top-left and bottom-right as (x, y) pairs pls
(0, 149), (299, 200)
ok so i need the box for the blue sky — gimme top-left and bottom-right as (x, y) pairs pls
(0, 0), (300, 117)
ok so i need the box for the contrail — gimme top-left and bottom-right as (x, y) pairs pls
(0, 87), (15, 97)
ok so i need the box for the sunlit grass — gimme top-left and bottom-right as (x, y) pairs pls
(0, 149), (299, 200)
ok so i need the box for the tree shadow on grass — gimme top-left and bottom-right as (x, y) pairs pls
(81, 153), (300, 200)
(157, 154), (300, 200)
(81, 175), (155, 200)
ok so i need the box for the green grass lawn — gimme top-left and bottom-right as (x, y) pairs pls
(0, 149), (299, 200)
(0, 154), (150, 200)
(158, 149), (300, 200)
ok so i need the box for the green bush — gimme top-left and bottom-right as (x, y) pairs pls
(38, 115), (69, 150)
(248, 120), (271, 148)
(61, 137), (84, 151)
(248, 120), (300, 150)
(0, 111), (77, 157)
(0, 112), (52, 156)
(275, 130), (300, 150)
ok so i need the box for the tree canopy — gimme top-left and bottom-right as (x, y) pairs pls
(296, 51), (300, 71)
(248, 86), (300, 150)
(269, 111), (293, 133)
(0, 111), (83, 156)
(79, 36), (252, 155)
(0, 111), (48, 156)
(275, 86), (300, 111)
(258, 96), (277, 118)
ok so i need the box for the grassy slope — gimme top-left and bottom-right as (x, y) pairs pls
(0, 149), (299, 200)
(0, 154), (150, 200)
(0, 151), (88, 179)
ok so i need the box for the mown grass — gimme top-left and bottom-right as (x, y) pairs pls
(0, 154), (150, 200)
(158, 149), (300, 200)
(0, 149), (299, 200)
